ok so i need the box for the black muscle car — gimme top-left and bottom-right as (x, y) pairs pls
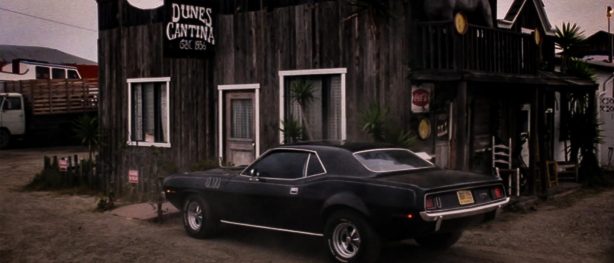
(163, 142), (509, 263)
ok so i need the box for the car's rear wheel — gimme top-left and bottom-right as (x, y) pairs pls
(182, 194), (219, 238)
(415, 231), (463, 249)
(324, 210), (380, 263)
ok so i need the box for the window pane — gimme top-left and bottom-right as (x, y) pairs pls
(52, 68), (66, 79)
(231, 99), (253, 139)
(250, 151), (308, 179)
(132, 84), (143, 141)
(143, 83), (155, 142)
(307, 153), (325, 175)
(130, 81), (169, 144)
(354, 149), (434, 173)
(35, 66), (49, 79)
(67, 70), (79, 79)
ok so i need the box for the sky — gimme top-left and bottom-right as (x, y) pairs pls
(0, 0), (607, 63)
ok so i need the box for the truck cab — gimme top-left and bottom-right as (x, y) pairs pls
(0, 93), (26, 148)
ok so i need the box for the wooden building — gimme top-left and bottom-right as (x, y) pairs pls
(97, 0), (596, 199)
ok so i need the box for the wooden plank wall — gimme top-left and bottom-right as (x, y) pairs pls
(98, 1), (215, 198)
(215, 0), (413, 151)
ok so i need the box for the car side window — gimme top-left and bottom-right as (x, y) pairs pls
(250, 151), (309, 179)
(307, 153), (325, 176)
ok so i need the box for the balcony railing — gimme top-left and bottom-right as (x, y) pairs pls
(413, 21), (538, 75)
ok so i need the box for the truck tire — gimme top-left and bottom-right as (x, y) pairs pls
(324, 210), (381, 263)
(182, 194), (219, 238)
(0, 129), (10, 149)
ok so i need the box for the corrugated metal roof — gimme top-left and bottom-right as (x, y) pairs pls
(0, 45), (96, 65)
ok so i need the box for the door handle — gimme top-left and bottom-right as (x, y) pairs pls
(289, 187), (299, 195)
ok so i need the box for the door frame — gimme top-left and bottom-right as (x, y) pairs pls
(218, 84), (260, 163)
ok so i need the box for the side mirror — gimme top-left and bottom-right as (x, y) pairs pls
(249, 169), (260, 182)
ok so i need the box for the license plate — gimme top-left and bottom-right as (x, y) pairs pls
(457, 190), (475, 205)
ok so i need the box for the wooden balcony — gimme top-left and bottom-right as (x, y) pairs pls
(412, 21), (539, 75)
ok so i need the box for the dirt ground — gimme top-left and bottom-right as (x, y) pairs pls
(1, 147), (613, 262)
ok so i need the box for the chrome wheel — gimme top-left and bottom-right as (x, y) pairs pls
(186, 201), (203, 231)
(331, 221), (361, 259)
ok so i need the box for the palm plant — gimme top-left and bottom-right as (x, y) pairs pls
(361, 103), (388, 142)
(73, 114), (99, 162)
(289, 80), (316, 140)
(280, 117), (304, 144)
(555, 22), (585, 73)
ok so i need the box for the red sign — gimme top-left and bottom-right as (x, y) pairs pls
(59, 159), (68, 172)
(412, 89), (430, 107)
(128, 170), (139, 184)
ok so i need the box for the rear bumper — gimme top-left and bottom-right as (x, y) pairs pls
(419, 197), (510, 231)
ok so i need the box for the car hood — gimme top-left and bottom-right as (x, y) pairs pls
(375, 168), (499, 190)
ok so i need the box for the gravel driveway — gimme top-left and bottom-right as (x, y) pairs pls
(1, 147), (613, 262)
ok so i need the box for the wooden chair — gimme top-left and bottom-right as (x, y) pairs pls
(492, 137), (521, 197)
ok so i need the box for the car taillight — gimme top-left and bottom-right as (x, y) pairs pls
(425, 196), (435, 209)
(493, 186), (504, 199)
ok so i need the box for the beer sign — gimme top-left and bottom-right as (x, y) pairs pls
(411, 84), (433, 113)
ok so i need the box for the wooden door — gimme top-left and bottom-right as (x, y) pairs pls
(225, 92), (256, 166)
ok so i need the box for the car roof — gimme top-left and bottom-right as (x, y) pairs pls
(280, 141), (398, 153)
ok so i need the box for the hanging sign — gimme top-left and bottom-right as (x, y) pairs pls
(127, 0), (163, 10)
(411, 84), (433, 113)
(128, 169), (139, 184)
(164, 0), (215, 58)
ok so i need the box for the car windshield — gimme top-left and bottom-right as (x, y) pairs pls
(353, 149), (434, 173)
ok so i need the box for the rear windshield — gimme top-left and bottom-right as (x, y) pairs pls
(353, 149), (434, 172)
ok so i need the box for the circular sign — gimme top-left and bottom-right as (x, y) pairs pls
(412, 89), (430, 107)
(533, 28), (542, 46)
(418, 118), (432, 140)
(454, 13), (469, 35)
(127, 0), (163, 10)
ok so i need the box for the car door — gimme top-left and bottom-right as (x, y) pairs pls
(221, 149), (312, 230)
(0, 95), (26, 135)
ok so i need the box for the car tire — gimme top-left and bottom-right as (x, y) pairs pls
(324, 210), (381, 263)
(0, 129), (10, 149)
(182, 194), (219, 238)
(415, 231), (463, 249)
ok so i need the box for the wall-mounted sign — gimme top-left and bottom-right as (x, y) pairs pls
(454, 12), (468, 35)
(59, 158), (68, 172)
(127, 0), (163, 10)
(411, 84), (433, 113)
(128, 169), (139, 184)
(418, 118), (432, 140)
(164, 0), (215, 58)
(436, 113), (449, 140)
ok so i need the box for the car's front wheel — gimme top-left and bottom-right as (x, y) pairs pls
(182, 194), (219, 238)
(324, 210), (380, 263)
(415, 231), (463, 249)
(0, 129), (10, 149)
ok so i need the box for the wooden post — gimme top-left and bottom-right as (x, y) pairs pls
(454, 81), (469, 171)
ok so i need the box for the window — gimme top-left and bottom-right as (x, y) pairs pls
(307, 153), (325, 176)
(1, 96), (22, 111)
(247, 150), (309, 179)
(67, 70), (80, 79)
(354, 149), (434, 173)
(52, 68), (66, 79)
(280, 68), (346, 143)
(127, 77), (170, 147)
(35, 66), (49, 79)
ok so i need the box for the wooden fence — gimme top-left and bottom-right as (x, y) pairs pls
(2, 79), (98, 115)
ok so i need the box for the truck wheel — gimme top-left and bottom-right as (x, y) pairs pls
(0, 129), (10, 149)
(182, 194), (219, 238)
(415, 231), (463, 249)
(324, 210), (381, 263)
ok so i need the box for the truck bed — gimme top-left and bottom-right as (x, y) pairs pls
(2, 79), (98, 115)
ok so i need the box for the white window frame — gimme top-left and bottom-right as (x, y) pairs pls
(278, 68), (347, 144)
(217, 84), (261, 161)
(127, 77), (171, 148)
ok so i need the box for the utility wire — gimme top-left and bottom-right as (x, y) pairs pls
(0, 6), (97, 33)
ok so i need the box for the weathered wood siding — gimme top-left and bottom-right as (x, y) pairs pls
(215, 0), (414, 150)
(98, 1), (215, 199)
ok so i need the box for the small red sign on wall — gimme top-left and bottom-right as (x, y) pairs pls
(59, 159), (68, 172)
(128, 170), (139, 184)
(411, 83), (433, 113)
